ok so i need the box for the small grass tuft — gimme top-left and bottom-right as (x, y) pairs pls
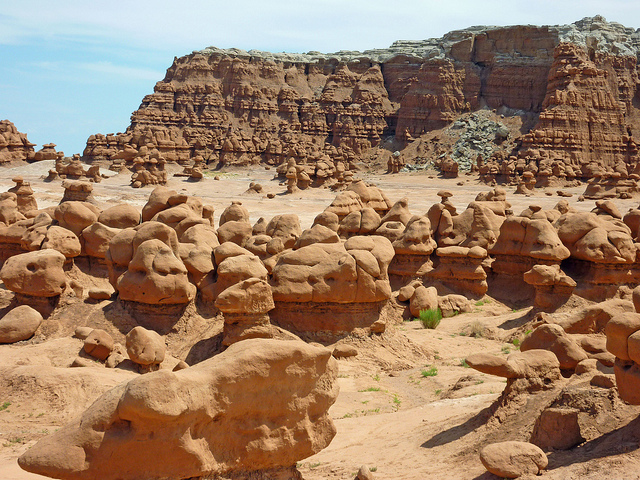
(421, 366), (438, 377)
(468, 321), (484, 338)
(370, 467), (378, 472)
(3, 436), (24, 447)
(0, 401), (11, 412)
(460, 358), (470, 368)
(359, 386), (381, 392)
(435, 389), (442, 395)
(419, 308), (442, 329)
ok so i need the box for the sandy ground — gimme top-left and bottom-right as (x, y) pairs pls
(0, 161), (623, 229)
(2, 163), (640, 479)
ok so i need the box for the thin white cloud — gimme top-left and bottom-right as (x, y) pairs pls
(79, 61), (164, 81)
(2, 0), (639, 55)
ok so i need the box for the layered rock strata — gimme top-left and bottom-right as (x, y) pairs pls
(82, 17), (640, 187)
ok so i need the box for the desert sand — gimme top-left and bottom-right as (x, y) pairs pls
(2, 162), (640, 480)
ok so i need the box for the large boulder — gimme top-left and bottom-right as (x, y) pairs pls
(0, 249), (67, 297)
(126, 326), (166, 367)
(54, 202), (99, 237)
(19, 339), (338, 480)
(0, 305), (42, 343)
(520, 324), (588, 370)
(41, 226), (82, 259)
(98, 204), (140, 229)
(480, 441), (548, 478)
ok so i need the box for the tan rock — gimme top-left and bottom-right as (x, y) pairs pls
(126, 326), (166, 366)
(54, 201), (99, 237)
(83, 329), (115, 361)
(520, 324), (588, 370)
(19, 339), (338, 480)
(0, 305), (42, 343)
(117, 239), (196, 305)
(605, 312), (640, 360)
(215, 278), (274, 315)
(41, 226), (82, 259)
(98, 204), (140, 229)
(0, 249), (67, 297)
(409, 286), (438, 317)
(480, 441), (548, 478)
(467, 350), (561, 380)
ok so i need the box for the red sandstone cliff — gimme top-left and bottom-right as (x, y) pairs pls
(82, 16), (640, 179)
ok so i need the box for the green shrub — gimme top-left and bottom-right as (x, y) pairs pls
(419, 308), (442, 329)
(421, 366), (438, 377)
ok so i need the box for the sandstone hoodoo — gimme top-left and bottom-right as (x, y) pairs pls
(0, 120), (36, 163)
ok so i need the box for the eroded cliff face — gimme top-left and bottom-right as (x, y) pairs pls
(0, 120), (36, 163)
(519, 42), (640, 172)
(83, 16), (640, 178)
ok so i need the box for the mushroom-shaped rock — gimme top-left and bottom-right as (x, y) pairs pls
(269, 237), (393, 340)
(18, 339), (338, 480)
(0, 305), (42, 343)
(126, 326), (166, 367)
(480, 441), (548, 478)
(215, 278), (275, 346)
(117, 239), (196, 305)
(0, 249), (67, 297)
(523, 264), (576, 311)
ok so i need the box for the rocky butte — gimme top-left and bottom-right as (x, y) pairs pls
(84, 16), (640, 191)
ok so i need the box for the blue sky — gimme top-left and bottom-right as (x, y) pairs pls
(1, 0), (639, 156)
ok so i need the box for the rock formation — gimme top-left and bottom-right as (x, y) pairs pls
(0, 120), (35, 163)
(19, 339), (338, 480)
(81, 17), (640, 191)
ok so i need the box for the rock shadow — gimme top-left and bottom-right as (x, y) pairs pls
(545, 415), (640, 470)
(185, 332), (223, 365)
(421, 405), (493, 449)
